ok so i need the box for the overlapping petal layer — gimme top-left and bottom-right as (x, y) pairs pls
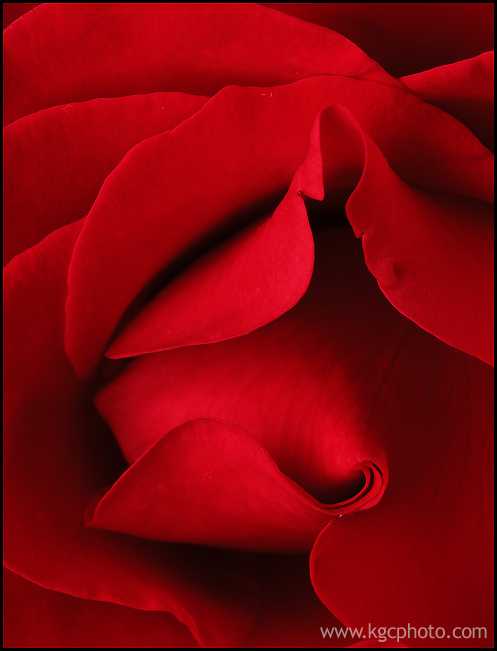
(325, 108), (494, 366)
(5, 558), (351, 648)
(66, 78), (493, 378)
(86, 418), (384, 552)
(261, 3), (494, 77)
(3, 92), (207, 265)
(401, 52), (494, 151)
(96, 220), (493, 643)
(3, 2), (392, 126)
(310, 326), (494, 648)
(3, 222), (261, 648)
(3, 4), (494, 649)
(3, 568), (198, 649)
(96, 229), (395, 511)
(105, 185), (315, 358)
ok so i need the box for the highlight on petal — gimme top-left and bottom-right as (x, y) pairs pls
(310, 330), (494, 647)
(64, 79), (349, 378)
(105, 176), (315, 358)
(4, 568), (199, 649)
(3, 92), (208, 265)
(96, 228), (399, 511)
(401, 51), (494, 151)
(86, 418), (385, 553)
(65, 76), (493, 377)
(104, 82), (358, 362)
(3, 2), (392, 126)
(261, 3), (494, 77)
(3, 221), (260, 648)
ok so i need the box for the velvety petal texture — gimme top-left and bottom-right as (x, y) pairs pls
(66, 77), (493, 378)
(4, 3), (494, 649)
(3, 222), (261, 648)
(310, 323), (494, 647)
(3, 2), (392, 126)
(4, 559), (351, 649)
(105, 174), (315, 358)
(4, 568), (199, 649)
(3, 92), (208, 265)
(86, 418), (384, 552)
(335, 110), (494, 366)
(96, 230), (395, 507)
(261, 3), (494, 77)
(401, 52), (494, 151)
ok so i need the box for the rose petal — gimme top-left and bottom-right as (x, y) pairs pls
(261, 3), (494, 77)
(96, 228), (399, 505)
(401, 52), (494, 151)
(66, 78), (492, 377)
(105, 174), (315, 358)
(64, 80), (337, 378)
(3, 568), (199, 649)
(86, 418), (384, 553)
(310, 330), (494, 647)
(3, 92), (208, 265)
(332, 107), (494, 366)
(3, 2), (392, 126)
(3, 222), (260, 647)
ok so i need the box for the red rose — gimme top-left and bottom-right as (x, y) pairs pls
(3, 3), (494, 648)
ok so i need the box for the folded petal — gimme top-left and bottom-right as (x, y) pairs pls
(334, 107), (494, 365)
(261, 3), (494, 77)
(3, 92), (207, 265)
(96, 228), (400, 508)
(310, 329), (494, 646)
(87, 418), (384, 553)
(3, 568), (199, 649)
(66, 77), (492, 377)
(3, 2), (392, 126)
(3, 222), (260, 647)
(63, 80), (340, 377)
(105, 170), (315, 358)
(401, 52), (494, 151)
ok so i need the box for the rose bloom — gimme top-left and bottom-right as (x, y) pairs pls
(3, 3), (494, 649)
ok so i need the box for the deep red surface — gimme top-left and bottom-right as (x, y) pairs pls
(261, 3), (494, 77)
(4, 2), (494, 648)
